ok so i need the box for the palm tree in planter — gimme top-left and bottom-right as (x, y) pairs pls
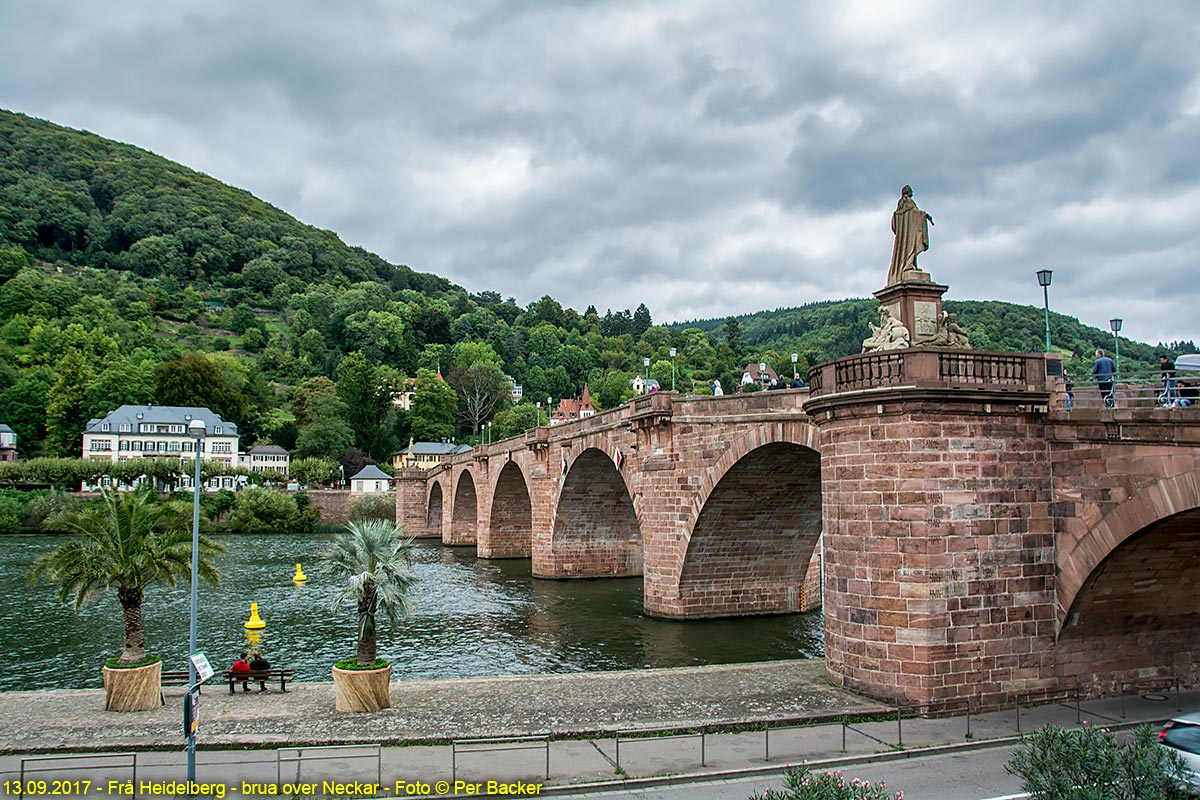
(28, 488), (225, 712)
(322, 518), (415, 712)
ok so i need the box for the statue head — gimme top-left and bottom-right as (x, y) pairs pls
(901, 185), (913, 198)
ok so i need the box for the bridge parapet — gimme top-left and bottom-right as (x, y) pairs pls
(808, 348), (1049, 403)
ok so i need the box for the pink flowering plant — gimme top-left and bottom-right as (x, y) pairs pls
(750, 767), (904, 800)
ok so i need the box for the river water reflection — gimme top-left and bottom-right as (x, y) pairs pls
(0, 533), (823, 691)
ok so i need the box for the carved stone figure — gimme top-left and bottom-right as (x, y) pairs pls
(887, 185), (934, 285)
(926, 311), (971, 348)
(862, 306), (910, 353)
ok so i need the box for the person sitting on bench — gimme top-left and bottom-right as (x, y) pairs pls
(249, 651), (272, 692)
(230, 652), (251, 693)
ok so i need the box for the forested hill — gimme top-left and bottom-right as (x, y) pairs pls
(680, 299), (1196, 379)
(0, 109), (1194, 473)
(0, 109), (449, 292)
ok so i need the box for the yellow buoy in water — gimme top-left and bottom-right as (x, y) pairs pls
(244, 601), (266, 629)
(293, 563), (307, 582)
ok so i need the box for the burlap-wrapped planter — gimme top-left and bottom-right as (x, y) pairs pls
(101, 660), (163, 712)
(332, 664), (392, 712)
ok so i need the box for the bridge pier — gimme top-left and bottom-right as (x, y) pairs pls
(807, 350), (1059, 710)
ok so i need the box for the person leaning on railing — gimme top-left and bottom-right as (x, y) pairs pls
(1092, 349), (1116, 409)
(1160, 354), (1176, 406)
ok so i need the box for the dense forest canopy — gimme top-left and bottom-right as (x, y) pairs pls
(1, 109), (1193, 469)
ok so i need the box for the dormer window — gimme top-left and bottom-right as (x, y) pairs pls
(101, 423), (110, 431)
(214, 426), (222, 434)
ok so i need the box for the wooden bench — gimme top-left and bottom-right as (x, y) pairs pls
(161, 670), (202, 693)
(222, 668), (293, 694)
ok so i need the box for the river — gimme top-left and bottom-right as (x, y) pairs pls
(0, 533), (823, 691)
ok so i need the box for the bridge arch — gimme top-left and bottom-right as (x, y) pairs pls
(482, 461), (533, 558)
(1056, 478), (1200, 690)
(449, 469), (479, 546)
(535, 446), (642, 579)
(426, 480), (445, 539)
(1056, 471), (1200, 624)
(673, 441), (822, 617)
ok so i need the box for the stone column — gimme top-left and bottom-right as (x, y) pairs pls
(874, 277), (948, 346)
(806, 350), (1059, 710)
(394, 469), (433, 538)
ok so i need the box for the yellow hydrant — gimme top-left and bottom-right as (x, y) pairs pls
(244, 601), (266, 629)
(293, 563), (307, 582)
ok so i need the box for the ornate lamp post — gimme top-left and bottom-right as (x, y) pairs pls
(643, 357), (650, 381)
(185, 418), (206, 783)
(759, 362), (768, 388)
(791, 353), (798, 381)
(1110, 318), (1123, 376)
(536, 401), (541, 427)
(1036, 270), (1053, 353)
(669, 348), (677, 392)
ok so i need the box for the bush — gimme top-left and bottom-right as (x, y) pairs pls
(348, 493), (396, 523)
(23, 490), (80, 531)
(1006, 723), (1190, 799)
(750, 767), (903, 799)
(0, 492), (25, 533)
(226, 487), (318, 534)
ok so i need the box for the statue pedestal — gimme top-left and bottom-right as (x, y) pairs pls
(875, 278), (948, 346)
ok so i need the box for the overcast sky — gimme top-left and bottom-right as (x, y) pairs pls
(2, 1), (1198, 346)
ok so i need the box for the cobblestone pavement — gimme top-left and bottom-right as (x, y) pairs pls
(0, 659), (888, 752)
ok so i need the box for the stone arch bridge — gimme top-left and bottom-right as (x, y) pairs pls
(395, 349), (1200, 710)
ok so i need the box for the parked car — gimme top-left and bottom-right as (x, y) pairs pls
(1159, 711), (1200, 792)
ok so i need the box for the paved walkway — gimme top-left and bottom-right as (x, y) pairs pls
(0, 660), (1193, 799)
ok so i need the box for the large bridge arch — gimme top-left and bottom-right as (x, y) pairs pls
(449, 469), (479, 546)
(676, 442), (822, 617)
(535, 446), (643, 579)
(643, 420), (822, 619)
(481, 460), (533, 559)
(1054, 470), (1200, 691)
(1056, 471), (1200, 624)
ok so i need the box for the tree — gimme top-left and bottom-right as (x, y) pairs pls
(490, 402), (539, 441)
(336, 352), (394, 458)
(294, 395), (355, 460)
(289, 456), (339, 487)
(410, 368), (457, 442)
(448, 362), (509, 435)
(45, 350), (94, 456)
(632, 303), (653, 337)
(722, 317), (743, 358)
(27, 489), (225, 664)
(155, 354), (248, 423)
(1006, 723), (1190, 799)
(321, 519), (415, 666)
(291, 376), (339, 429)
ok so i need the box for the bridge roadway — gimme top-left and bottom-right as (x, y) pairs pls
(394, 349), (1200, 711)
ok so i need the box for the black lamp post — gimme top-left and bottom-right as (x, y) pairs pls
(185, 418), (206, 783)
(1036, 270), (1053, 353)
(1110, 318), (1123, 376)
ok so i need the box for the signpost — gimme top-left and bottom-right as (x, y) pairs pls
(184, 652), (214, 770)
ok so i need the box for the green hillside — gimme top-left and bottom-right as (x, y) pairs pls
(1, 109), (1193, 470)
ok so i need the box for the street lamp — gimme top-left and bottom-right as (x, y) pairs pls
(643, 357), (650, 381)
(1110, 318), (1123, 376)
(1036, 270), (1053, 353)
(185, 418), (206, 784)
(487, 421), (492, 445)
(536, 401), (541, 427)
(759, 362), (767, 388)
(669, 347), (677, 392)
(791, 353), (798, 381)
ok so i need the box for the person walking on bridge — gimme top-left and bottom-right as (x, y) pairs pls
(1092, 349), (1116, 408)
